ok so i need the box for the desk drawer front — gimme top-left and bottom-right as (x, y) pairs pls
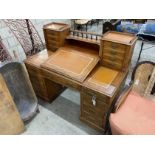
(82, 87), (108, 103)
(103, 41), (126, 51)
(46, 34), (60, 41)
(45, 29), (60, 36)
(102, 53), (124, 64)
(47, 39), (61, 47)
(81, 111), (104, 128)
(81, 92), (108, 111)
(103, 48), (125, 57)
(102, 59), (123, 70)
(46, 45), (58, 52)
(82, 104), (106, 118)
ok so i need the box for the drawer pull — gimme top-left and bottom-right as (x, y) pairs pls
(92, 96), (96, 106)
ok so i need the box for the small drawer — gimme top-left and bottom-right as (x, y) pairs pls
(46, 34), (60, 41)
(103, 57), (123, 66)
(81, 111), (105, 128)
(46, 45), (58, 52)
(103, 53), (124, 64)
(81, 92), (108, 111)
(102, 59), (123, 70)
(45, 29), (60, 36)
(82, 104), (106, 118)
(48, 39), (61, 47)
(103, 41), (126, 51)
(103, 48), (125, 57)
(82, 87), (109, 103)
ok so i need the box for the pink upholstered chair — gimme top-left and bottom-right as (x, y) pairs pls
(109, 61), (155, 135)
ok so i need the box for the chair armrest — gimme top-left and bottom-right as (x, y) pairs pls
(115, 85), (132, 112)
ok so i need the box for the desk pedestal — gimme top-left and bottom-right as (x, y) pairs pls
(25, 64), (65, 102)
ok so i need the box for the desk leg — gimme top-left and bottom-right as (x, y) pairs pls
(137, 41), (144, 64)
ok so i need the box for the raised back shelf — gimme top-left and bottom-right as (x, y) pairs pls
(66, 30), (103, 45)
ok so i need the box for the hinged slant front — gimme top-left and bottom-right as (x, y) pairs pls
(41, 48), (99, 82)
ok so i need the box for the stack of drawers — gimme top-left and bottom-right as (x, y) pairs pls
(101, 41), (126, 70)
(80, 91), (109, 131)
(81, 71), (127, 132)
(80, 31), (137, 132)
(100, 31), (137, 71)
(43, 22), (70, 52)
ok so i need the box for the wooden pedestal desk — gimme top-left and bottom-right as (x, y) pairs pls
(24, 23), (137, 132)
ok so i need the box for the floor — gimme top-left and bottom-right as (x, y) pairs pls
(23, 21), (155, 135)
(23, 89), (101, 135)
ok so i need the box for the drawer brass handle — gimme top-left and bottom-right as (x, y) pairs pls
(92, 96), (96, 106)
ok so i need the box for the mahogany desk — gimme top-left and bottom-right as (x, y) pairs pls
(25, 26), (137, 132)
(25, 49), (127, 132)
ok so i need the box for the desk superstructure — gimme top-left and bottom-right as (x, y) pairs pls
(25, 22), (137, 132)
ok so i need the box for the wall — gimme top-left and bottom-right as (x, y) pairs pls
(0, 19), (71, 61)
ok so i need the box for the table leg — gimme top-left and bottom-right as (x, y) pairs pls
(137, 41), (144, 64)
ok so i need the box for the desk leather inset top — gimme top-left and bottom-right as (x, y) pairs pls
(84, 66), (118, 96)
(88, 67), (118, 88)
(25, 49), (125, 97)
(41, 48), (99, 82)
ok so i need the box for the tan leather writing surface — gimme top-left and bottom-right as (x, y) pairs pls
(88, 67), (118, 88)
(47, 50), (93, 74)
(41, 48), (99, 82)
(84, 66), (118, 96)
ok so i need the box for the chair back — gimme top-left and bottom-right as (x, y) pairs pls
(3, 19), (44, 56)
(132, 61), (155, 96)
